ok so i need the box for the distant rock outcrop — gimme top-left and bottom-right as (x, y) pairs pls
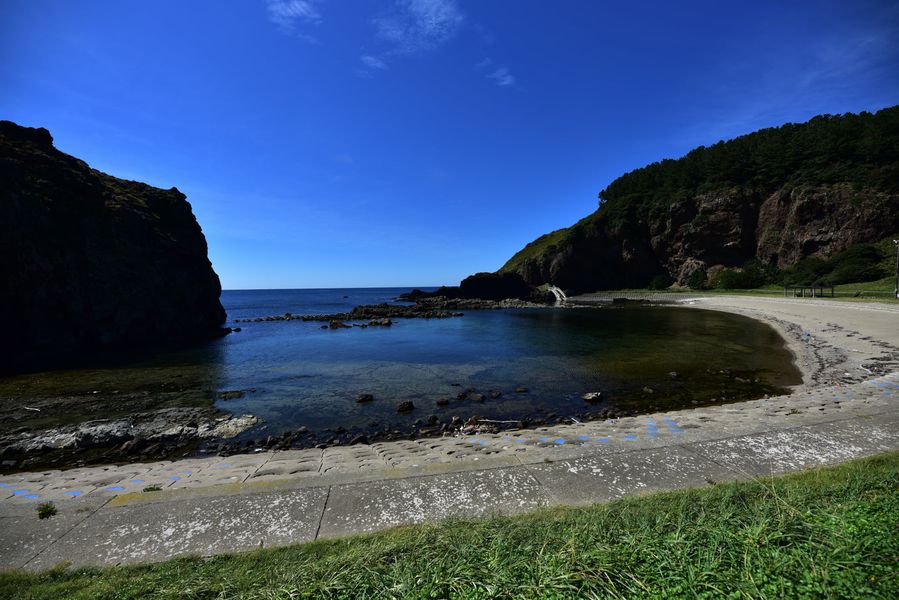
(401, 272), (552, 303)
(0, 120), (227, 367)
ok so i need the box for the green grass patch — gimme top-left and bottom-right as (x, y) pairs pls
(35, 502), (56, 520)
(499, 227), (569, 274)
(3, 452), (898, 598)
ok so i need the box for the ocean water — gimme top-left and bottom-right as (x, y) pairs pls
(0, 288), (801, 442)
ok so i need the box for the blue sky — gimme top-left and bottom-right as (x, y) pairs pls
(2, 0), (897, 289)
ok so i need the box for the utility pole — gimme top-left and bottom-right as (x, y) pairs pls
(894, 240), (899, 298)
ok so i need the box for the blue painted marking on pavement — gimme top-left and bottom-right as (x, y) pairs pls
(597, 438), (611, 443)
(12, 489), (29, 496)
(107, 486), (125, 492)
(170, 476), (180, 481)
(623, 435), (637, 440)
(24, 494), (39, 499)
(539, 437), (551, 443)
(64, 491), (81, 496)
(553, 439), (566, 445)
(578, 436), (590, 441)
(130, 480), (144, 485)
(670, 429), (685, 433)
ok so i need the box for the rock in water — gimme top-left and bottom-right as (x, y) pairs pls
(0, 121), (227, 368)
(581, 392), (603, 403)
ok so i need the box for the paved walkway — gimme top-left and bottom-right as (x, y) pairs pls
(2, 370), (897, 571)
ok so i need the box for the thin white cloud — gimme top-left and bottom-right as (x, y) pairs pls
(361, 54), (389, 70)
(372, 0), (464, 56)
(488, 66), (516, 86)
(295, 32), (321, 45)
(266, 0), (322, 31)
(474, 57), (493, 70)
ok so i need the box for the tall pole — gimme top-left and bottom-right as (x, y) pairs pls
(894, 240), (899, 298)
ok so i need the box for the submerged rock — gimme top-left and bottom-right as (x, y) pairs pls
(581, 392), (603, 403)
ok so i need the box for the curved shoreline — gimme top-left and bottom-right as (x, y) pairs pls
(2, 298), (898, 570)
(2, 298), (895, 472)
(676, 296), (899, 388)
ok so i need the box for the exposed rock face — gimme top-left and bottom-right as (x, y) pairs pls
(755, 186), (898, 268)
(509, 185), (898, 292)
(0, 120), (227, 366)
(502, 104), (899, 292)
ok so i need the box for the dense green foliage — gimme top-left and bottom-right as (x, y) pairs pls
(4, 452), (898, 599)
(687, 268), (709, 290)
(598, 106), (899, 228)
(697, 235), (897, 289)
(646, 274), (672, 290)
(783, 237), (896, 286)
(501, 227), (568, 274)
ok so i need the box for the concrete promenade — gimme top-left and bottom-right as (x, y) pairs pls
(1, 297), (897, 571)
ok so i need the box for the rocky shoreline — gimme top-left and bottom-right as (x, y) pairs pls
(234, 296), (552, 326)
(0, 367), (784, 472)
(6, 296), (895, 474)
(206, 387), (646, 458)
(0, 408), (257, 472)
(0, 377), (647, 472)
(0, 294), (558, 472)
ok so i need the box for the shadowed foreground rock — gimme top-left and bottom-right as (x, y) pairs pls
(0, 120), (228, 369)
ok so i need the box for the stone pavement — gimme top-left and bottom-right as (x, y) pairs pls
(1, 372), (897, 571)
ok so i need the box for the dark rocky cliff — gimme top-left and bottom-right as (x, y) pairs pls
(501, 107), (899, 292)
(0, 120), (227, 365)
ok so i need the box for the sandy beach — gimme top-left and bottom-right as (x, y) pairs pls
(684, 295), (899, 386)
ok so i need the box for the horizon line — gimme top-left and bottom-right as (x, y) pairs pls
(221, 285), (443, 292)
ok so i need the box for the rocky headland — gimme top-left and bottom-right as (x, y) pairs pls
(0, 120), (229, 371)
(498, 107), (899, 292)
(0, 120), (244, 470)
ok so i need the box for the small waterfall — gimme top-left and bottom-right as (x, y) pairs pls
(548, 285), (567, 306)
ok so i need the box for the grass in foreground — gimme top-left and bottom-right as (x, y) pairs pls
(3, 452), (898, 599)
